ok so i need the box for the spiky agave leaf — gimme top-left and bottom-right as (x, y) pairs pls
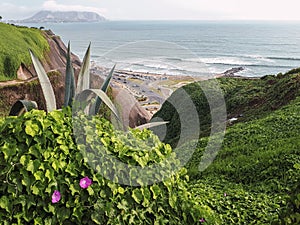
(89, 64), (116, 115)
(135, 121), (169, 131)
(29, 50), (56, 112)
(75, 89), (120, 121)
(9, 100), (38, 116)
(76, 43), (91, 94)
(100, 64), (116, 92)
(64, 41), (76, 107)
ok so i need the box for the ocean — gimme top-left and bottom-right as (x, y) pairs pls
(23, 21), (300, 77)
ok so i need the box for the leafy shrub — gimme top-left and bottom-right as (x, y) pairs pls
(189, 179), (284, 224)
(277, 164), (300, 225)
(284, 67), (300, 76)
(0, 109), (218, 224)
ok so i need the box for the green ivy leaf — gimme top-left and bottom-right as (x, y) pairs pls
(51, 160), (60, 172)
(34, 171), (45, 181)
(26, 160), (40, 174)
(294, 163), (300, 170)
(65, 163), (78, 176)
(0, 195), (12, 213)
(0, 196), (11, 213)
(20, 169), (33, 188)
(150, 185), (162, 200)
(91, 212), (102, 225)
(87, 186), (94, 196)
(29, 145), (41, 159)
(56, 207), (71, 222)
(44, 218), (53, 225)
(34, 217), (43, 225)
(25, 120), (40, 137)
(168, 193), (177, 209)
(48, 204), (55, 214)
(45, 169), (55, 182)
(20, 155), (30, 166)
(132, 189), (143, 204)
(117, 199), (128, 211)
(60, 145), (69, 155)
(141, 187), (151, 207)
(1, 142), (17, 160)
(31, 184), (41, 195)
(45, 181), (57, 194)
(69, 183), (80, 196)
(73, 207), (83, 222)
(118, 187), (125, 195)
(100, 190), (106, 198)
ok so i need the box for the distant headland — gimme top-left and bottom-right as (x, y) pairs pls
(16, 10), (106, 23)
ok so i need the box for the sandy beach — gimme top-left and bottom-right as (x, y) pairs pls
(90, 64), (205, 116)
(90, 63), (247, 116)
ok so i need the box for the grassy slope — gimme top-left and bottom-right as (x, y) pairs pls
(188, 97), (300, 223)
(153, 71), (300, 224)
(153, 73), (300, 146)
(0, 23), (49, 81)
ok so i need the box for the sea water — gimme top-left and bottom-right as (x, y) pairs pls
(22, 20), (300, 77)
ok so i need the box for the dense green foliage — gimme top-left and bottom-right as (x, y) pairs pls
(0, 108), (218, 224)
(1, 59), (300, 224)
(0, 23), (49, 81)
(153, 71), (300, 224)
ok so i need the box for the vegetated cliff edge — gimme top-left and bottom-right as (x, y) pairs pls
(0, 28), (81, 115)
(0, 25), (149, 127)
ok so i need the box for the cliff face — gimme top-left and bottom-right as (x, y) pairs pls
(0, 29), (150, 127)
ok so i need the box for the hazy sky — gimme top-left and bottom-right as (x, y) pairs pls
(1, 0), (300, 20)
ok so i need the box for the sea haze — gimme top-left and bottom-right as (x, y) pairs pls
(22, 21), (300, 77)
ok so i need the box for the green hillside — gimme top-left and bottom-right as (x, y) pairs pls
(186, 97), (300, 223)
(153, 71), (300, 224)
(153, 72), (300, 147)
(0, 23), (49, 81)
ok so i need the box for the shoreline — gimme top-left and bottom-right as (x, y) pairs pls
(0, 63), (256, 117)
(91, 64), (247, 115)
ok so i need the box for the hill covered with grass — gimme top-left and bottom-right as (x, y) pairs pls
(153, 72), (300, 146)
(0, 23), (49, 81)
(187, 96), (300, 223)
(152, 70), (300, 224)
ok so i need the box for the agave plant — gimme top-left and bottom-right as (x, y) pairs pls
(9, 43), (168, 131)
(61, 42), (119, 119)
(10, 43), (118, 120)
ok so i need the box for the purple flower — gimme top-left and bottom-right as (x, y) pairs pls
(224, 192), (227, 197)
(80, 176), (92, 189)
(199, 218), (206, 223)
(52, 190), (61, 203)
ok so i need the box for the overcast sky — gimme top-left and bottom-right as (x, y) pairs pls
(1, 0), (300, 21)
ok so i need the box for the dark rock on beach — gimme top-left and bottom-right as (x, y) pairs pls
(221, 67), (244, 77)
